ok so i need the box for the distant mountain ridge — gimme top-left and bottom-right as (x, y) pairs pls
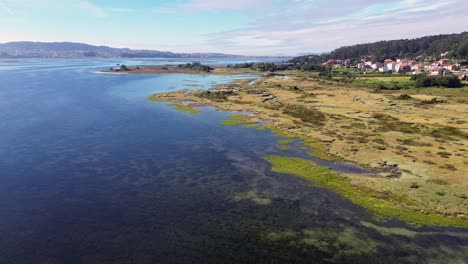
(291, 32), (468, 63)
(0, 41), (246, 58)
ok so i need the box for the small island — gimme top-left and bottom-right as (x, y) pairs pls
(98, 62), (213, 75)
(97, 62), (263, 75)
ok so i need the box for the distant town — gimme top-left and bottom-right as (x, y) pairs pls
(321, 54), (468, 77)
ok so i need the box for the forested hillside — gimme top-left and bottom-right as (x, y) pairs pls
(291, 32), (468, 63)
(0, 41), (242, 58)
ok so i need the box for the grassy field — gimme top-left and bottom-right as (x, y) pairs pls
(355, 76), (413, 83)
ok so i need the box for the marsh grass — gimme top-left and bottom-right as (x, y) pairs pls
(282, 104), (326, 127)
(168, 103), (202, 115)
(372, 113), (468, 141)
(277, 139), (294, 145)
(220, 114), (257, 126)
(263, 155), (468, 228)
(276, 139), (294, 151)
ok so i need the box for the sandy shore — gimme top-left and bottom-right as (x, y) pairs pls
(95, 71), (129, 75)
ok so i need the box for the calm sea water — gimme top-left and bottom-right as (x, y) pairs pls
(0, 59), (467, 264)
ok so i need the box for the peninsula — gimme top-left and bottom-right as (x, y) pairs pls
(146, 57), (468, 227)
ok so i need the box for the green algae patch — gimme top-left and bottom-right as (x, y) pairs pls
(266, 230), (297, 241)
(168, 103), (202, 115)
(278, 139), (294, 145)
(359, 221), (419, 238)
(266, 227), (379, 258)
(147, 94), (165, 102)
(242, 124), (260, 129)
(302, 227), (379, 255)
(220, 114), (257, 126)
(263, 155), (468, 228)
(276, 139), (294, 151)
(262, 125), (295, 138)
(233, 190), (272, 206)
(276, 145), (290, 151)
(301, 137), (340, 161)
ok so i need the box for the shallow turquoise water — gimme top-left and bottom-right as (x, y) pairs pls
(0, 59), (467, 264)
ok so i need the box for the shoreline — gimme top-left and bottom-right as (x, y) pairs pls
(96, 65), (260, 75)
(147, 71), (468, 227)
(95, 71), (129, 75)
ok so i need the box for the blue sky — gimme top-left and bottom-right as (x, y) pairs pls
(0, 0), (467, 55)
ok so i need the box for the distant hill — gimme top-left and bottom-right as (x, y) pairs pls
(291, 32), (468, 63)
(0, 41), (245, 58)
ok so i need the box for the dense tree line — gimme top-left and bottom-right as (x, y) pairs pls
(411, 74), (462, 88)
(291, 32), (468, 63)
(227, 62), (289, 71)
(227, 62), (325, 72)
(178, 62), (213, 72)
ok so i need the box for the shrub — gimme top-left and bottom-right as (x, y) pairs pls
(178, 62), (213, 72)
(446, 75), (463, 87)
(415, 75), (462, 88)
(421, 97), (446, 104)
(120, 64), (130, 71)
(397, 94), (412, 100)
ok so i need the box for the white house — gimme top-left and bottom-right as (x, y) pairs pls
(444, 65), (457, 71)
(386, 62), (396, 72)
(396, 63), (411, 73)
(430, 68), (451, 76)
(372, 62), (383, 69)
(411, 64), (422, 71)
(438, 58), (449, 65)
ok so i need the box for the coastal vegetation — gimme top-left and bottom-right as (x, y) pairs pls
(411, 74), (463, 88)
(149, 69), (468, 227)
(264, 155), (467, 227)
(227, 62), (325, 72)
(303, 73), (463, 91)
(195, 90), (232, 102)
(220, 114), (258, 126)
(168, 103), (202, 115)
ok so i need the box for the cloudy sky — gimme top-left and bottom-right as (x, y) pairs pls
(0, 0), (466, 55)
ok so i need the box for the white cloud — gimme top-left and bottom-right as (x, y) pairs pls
(76, 1), (107, 17)
(153, 0), (278, 14)
(201, 0), (468, 55)
(3, 0), (467, 55)
(4, 0), (109, 18)
(0, 0), (14, 15)
(178, 0), (274, 12)
(107, 7), (136, 13)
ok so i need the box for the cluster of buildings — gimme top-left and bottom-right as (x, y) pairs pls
(322, 57), (468, 77)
